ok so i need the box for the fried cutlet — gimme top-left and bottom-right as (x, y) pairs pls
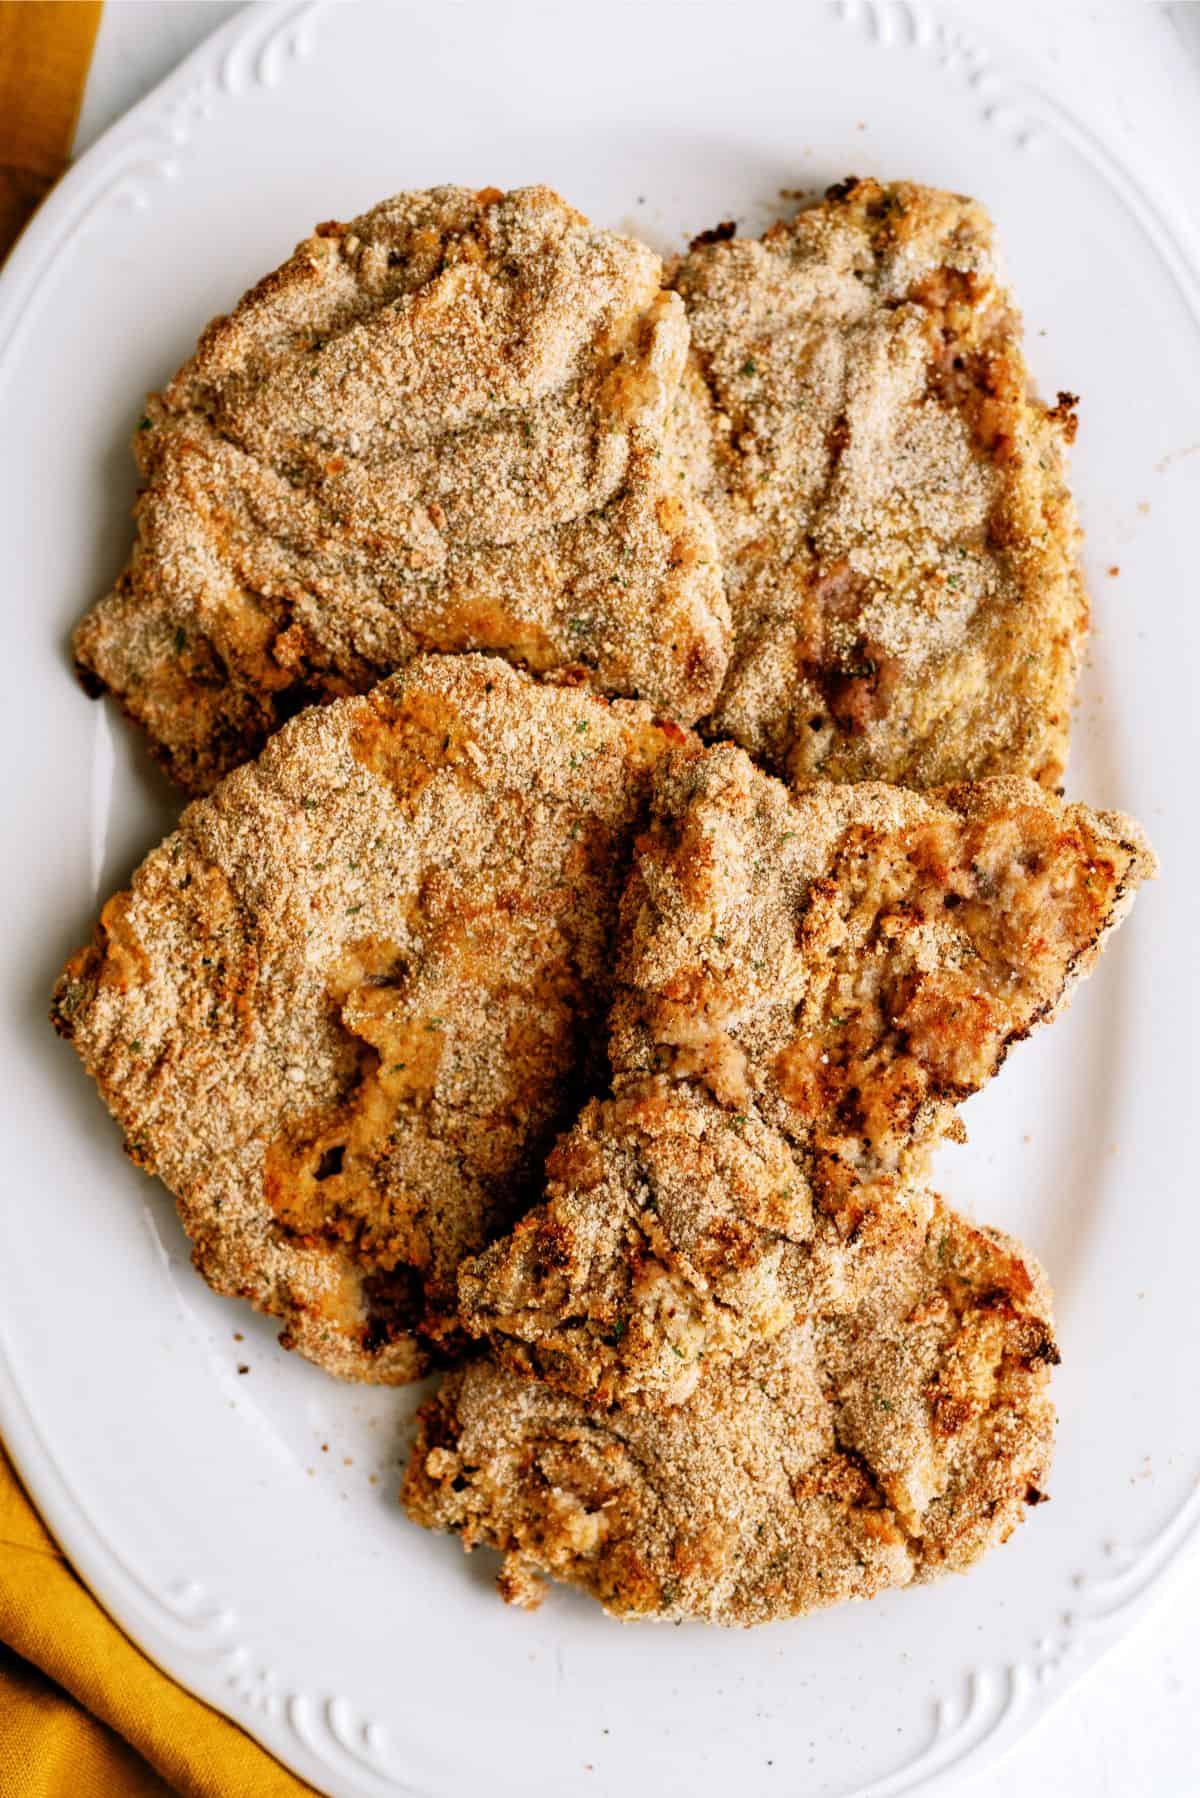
(671, 178), (1086, 786)
(613, 743), (1152, 1213)
(51, 656), (691, 1382)
(458, 1079), (929, 1409)
(405, 1195), (1057, 1624)
(458, 743), (1153, 1406)
(74, 185), (727, 793)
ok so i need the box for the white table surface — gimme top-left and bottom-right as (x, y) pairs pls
(68, 4), (1200, 1795)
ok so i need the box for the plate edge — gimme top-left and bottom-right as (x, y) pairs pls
(0, 4), (1198, 1797)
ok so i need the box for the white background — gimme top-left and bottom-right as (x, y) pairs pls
(64, 4), (1200, 1795)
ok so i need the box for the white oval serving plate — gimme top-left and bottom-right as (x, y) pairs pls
(1, 3), (1197, 1794)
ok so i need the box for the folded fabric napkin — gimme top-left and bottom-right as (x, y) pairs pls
(0, 1), (100, 254)
(0, 1447), (316, 1794)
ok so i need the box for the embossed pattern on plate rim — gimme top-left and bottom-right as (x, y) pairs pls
(0, 3), (1197, 1794)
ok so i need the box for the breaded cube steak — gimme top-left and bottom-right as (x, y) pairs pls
(406, 1195), (1057, 1625)
(672, 178), (1087, 786)
(610, 746), (1154, 1187)
(459, 744), (1154, 1408)
(75, 184), (727, 792)
(52, 656), (691, 1382)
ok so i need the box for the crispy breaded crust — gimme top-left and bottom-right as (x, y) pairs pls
(671, 178), (1087, 786)
(613, 744), (1154, 1215)
(52, 656), (691, 1382)
(405, 1196), (1057, 1625)
(458, 1079), (930, 1408)
(74, 185), (727, 792)
(459, 744), (1152, 1405)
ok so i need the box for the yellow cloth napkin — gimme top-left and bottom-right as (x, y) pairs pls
(0, 1447), (318, 1794)
(0, 1), (101, 256)
(0, 6), (318, 1791)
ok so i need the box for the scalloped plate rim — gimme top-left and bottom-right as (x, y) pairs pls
(1, 3), (1198, 1795)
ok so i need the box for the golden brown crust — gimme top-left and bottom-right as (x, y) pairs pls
(612, 744), (1155, 1225)
(459, 744), (1151, 1407)
(52, 656), (691, 1382)
(458, 1079), (930, 1408)
(671, 178), (1087, 786)
(74, 185), (727, 792)
(405, 1196), (1057, 1624)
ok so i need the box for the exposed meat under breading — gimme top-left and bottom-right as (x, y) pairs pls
(405, 1196), (1057, 1625)
(457, 744), (1152, 1406)
(51, 656), (691, 1382)
(74, 185), (728, 792)
(671, 178), (1086, 787)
